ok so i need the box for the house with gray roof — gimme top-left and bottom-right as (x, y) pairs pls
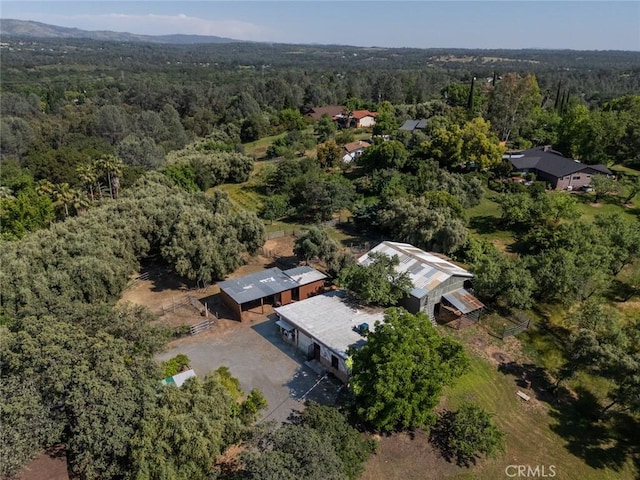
(218, 266), (327, 320)
(358, 241), (484, 325)
(399, 119), (428, 132)
(274, 290), (384, 382)
(506, 146), (612, 190)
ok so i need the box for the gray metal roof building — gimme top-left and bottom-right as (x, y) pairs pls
(399, 119), (428, 132)
(359, 241), (473, 299)
(358, 241), (484, 324)
(218, 266), (327, 305)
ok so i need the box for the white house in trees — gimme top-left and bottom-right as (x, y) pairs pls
(342, 140), (371, 163)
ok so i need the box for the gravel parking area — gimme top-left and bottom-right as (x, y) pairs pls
(156, 314), (343, 424)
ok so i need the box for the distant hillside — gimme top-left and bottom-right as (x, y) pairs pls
(0, 19), (241, 44)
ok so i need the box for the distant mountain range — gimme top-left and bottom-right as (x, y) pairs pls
(0, 19), (242, 44)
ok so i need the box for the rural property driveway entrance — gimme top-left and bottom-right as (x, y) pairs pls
(156, 314), (343, 424)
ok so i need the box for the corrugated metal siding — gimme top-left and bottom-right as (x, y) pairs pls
(423, 277), (466, 322)
(442, 288), (484, 314)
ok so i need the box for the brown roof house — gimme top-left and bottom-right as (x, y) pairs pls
(358, 241), (484, 326)
(506, 146), (612, 190)
(342, 140), (371, 163)
(306, 105), (345, 121)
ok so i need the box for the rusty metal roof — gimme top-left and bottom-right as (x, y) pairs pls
(442, 288), (484, 314)
(358, 241), (473, 299)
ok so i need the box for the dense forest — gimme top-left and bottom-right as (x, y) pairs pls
(1, 35), (640, 479)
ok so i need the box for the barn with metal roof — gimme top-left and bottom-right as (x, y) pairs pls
(218, 266), (327, 320)
(358, 241), (483, 325)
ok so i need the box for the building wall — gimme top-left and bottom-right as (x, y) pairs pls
(314, 340), (350, 383)
(297, 330), (313, 354)
(342, 153), (355, 163)
(279, 317), (351, 383)
(419, 276), (468, 321)
(534, 170), (560, 189)
(294, 327), (350, 382)
(555, 170), (596, 190)
(298, 280), (324, 300)
(357, 116), (376, 128)
(536, 168), (602, 190)
(220, 290), (243, 321)
(399, 294), (421, 315)
(279, 290), (292, 305)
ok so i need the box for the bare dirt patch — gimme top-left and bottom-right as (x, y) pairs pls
(361, 430), (469, 480)
(262, 235), (295, 257)
(17, 447), (68, 480)
(120, 236), (299, 331)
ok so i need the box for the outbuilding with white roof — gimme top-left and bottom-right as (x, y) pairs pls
(274, 290), (385, 382)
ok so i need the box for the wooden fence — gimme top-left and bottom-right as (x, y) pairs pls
(190, 319), (213, 336)
(265, 219), (342, 241)
(266, 229), (304, 240)
(190, 280), (210, 294)
(134, 271), (150, 282)
(159, 295), (203, 316)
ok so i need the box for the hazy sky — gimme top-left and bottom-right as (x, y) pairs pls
(2, 1), (639, 50)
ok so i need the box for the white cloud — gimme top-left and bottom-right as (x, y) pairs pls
(30, 13), (279, 41)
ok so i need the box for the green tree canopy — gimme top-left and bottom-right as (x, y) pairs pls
(338, 252), (412, 306)
(294, 226), (339, 263)
(376, 195), (468, 254)
(239, 402), (375, 480)
(349, 308), (469, 431)
(358, 140), (409, 171)
(317, 140), (342, 168)
(129, 375), (244, 480)
(431, 403), (505, 467)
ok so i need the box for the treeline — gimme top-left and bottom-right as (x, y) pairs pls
(1, 39), (638, 234)
(1, 173), (265, 319)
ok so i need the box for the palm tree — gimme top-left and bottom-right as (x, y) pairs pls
(70, 188), (90, 215)
(76, 163), (98, 201)
(54, 183), (75, 217)
(37, 180), (76, 217)
(96, 155), (124, 199)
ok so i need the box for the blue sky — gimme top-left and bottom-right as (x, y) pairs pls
(2, 1), (639, 50)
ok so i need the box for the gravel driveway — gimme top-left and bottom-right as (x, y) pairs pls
(156, 314), (342, 424)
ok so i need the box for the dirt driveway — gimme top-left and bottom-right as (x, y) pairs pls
(156, 314), (343, 424)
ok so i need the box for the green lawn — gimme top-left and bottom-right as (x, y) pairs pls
(242, 132), (287, 159)
(610, 165), (640, 177)
(458, 182), (639, 479)
(574, 195), (638, 222)
(442, 348), (638, 480)
(467, 194), (517, 251)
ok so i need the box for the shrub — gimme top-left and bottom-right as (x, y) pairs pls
(162, 354), (191, 378)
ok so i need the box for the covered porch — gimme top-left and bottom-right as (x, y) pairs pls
(436, 288), (484, 330)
